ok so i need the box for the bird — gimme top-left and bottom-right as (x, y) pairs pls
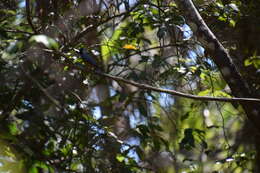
(75, 48), (99, 69)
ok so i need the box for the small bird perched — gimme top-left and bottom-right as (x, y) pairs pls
(75, 48), (99, 69)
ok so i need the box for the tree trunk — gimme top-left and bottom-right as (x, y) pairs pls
(174, 0), (260, 128)
(174, 0), (260, 171)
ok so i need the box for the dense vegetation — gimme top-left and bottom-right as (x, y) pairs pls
(0, 0), (260, 172)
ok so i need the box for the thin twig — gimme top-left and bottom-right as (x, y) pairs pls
(43, 48), (260, 103)
(21, 66), (63, 109)
(4, 29), (34, 35)
(25, 0), (38, 34)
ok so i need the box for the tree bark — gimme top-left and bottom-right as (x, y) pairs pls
(174, 0), (260, 129)
(174, 0), (260, 171)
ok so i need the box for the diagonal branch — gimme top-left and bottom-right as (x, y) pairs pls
(175, 0), (252, 97)
(95, 71), (260, 103)
(174, 0), (260, 130)
(21, 66), (63, 110)
(44, 48), (260, 104)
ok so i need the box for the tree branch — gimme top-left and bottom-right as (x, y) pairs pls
(174, 0), (260, 130)
(44, 48), (260, 104)
(21, 66), (63, 110)
(25, 0), (38, 34)
(175, 0), (251, 96)
(95, 71), (260, 103)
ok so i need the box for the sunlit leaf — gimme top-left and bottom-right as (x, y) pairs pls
(29, 35), (59, 50)
(101, 23), (126, 62)
(116, 154), (125, 162)
(229, 19), (236, 27)
(198, 89), (211, 96)
(8, 123), (19, 135)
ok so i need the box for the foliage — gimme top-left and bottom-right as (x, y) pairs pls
(0, 0), (259, 173)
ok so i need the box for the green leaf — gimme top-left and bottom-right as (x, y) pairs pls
(101, 23), (126, 62)
(181, 112), (191, 121)
(213, 90), (231, 97)
(29, 35), (59, 50)
(63, 66), (69, 71)
(0, 9), (16, 15)
(116, 154), (125, 162)
(198, 89), (211, 96)
(218, 16), (227, 22)
(29, 161), (53, 173)
(244, 59), (252, 66)
(244, 54), (260, 68)
(229, 19), (236, 27)
(8, 122), (19, 135)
